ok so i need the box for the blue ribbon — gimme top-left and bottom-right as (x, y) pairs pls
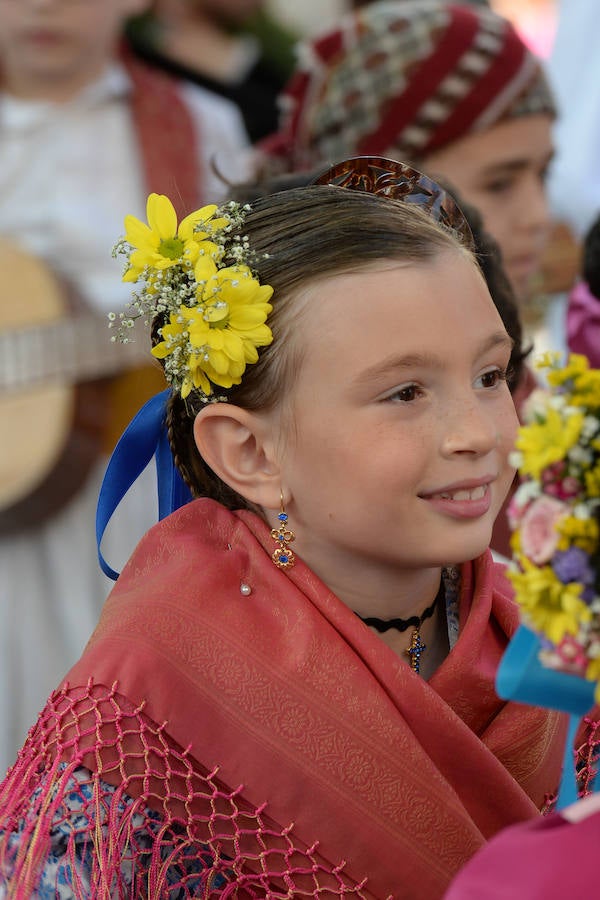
(96, 389), (192, 580)
(496, 624), (597, 808)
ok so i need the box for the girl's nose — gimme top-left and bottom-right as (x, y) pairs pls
(441, 397), (498, 457)
(520, 172), (551, 237)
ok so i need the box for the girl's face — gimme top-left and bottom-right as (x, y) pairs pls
(423, 114), (554, 302)
(275, 251), (518, 597)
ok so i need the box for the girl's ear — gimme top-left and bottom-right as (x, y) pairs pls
(193, 404), (282, 510)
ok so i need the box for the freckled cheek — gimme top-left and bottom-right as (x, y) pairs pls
(497, 404), (519, 459)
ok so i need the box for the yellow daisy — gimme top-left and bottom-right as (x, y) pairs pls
(151, 266), (273, 399)
(122, 194), (225, 282)
(515, 406), (584, 481)
(508, 557), (592, 645)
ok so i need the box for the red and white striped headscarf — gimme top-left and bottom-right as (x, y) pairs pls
(265, 0), (555, 171)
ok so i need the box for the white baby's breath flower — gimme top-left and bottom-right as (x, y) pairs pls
(582, 416), (600, 439)
(522, 388), (551, 421)
(587, 639), (600, 658)
(548, 393), (567, 410)
(508, 450), (524, 469)
(569, 446), (593, 466)
(513, 479), (542, 505)
(573, 503), (591, 520)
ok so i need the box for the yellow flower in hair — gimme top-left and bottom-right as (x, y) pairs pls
(113, 194), (273, 400)
(152, 266), (273, 399)
(515, 406), (584, 481)
(198, 265), (273, 351)
(122, 193), (226, 282)
(508, 557), (591, 645)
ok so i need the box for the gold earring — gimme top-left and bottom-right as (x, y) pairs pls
(271, 492), (295, 569)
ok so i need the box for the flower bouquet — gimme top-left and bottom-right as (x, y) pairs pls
(496, 354), (600, 808)
(507, 353), (600, 701)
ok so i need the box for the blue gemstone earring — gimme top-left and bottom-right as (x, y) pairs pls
(271, 493), (295, 569)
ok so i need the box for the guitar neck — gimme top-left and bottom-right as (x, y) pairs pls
(1, 314), (152, 391)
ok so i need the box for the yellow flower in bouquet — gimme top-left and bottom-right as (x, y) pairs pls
(515, 406), (584, 481)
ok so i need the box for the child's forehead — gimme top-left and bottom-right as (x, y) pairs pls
(294, 252), (498, 350)
(299, 251), (481, 307)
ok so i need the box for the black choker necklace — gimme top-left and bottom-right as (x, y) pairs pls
(357, 581), (444, 675)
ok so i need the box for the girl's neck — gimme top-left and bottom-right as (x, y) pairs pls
(325, 562), (444, 624)
(261, 508), (446, 622)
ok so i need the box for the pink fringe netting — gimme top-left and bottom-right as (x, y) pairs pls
(0, 680), (372, 899)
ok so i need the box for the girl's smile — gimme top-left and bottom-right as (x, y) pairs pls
(419, 477), (495, 519)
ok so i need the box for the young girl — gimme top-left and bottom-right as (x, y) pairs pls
(0, 159), (567, 899)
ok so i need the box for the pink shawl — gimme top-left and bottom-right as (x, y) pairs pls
(0, 500), (566, 898)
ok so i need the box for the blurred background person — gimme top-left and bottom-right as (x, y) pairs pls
(531, 0), (600, 367)
(126, 0), (298, 142)
(0, 0), (249, 775)
(261, 1), (556, 339)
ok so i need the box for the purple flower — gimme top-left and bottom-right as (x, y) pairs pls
(552, 547), (595, 586)
(582, 585), (596, 605)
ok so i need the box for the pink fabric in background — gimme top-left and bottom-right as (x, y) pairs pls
(443, 805), (600, 899)
(567, 280), (600, 367)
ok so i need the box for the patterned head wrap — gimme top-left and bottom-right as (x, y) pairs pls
(267, 0), (556, 171)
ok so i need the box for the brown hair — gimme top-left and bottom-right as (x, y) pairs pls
(162, 185), (475, 510)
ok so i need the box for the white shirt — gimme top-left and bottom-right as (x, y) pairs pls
(0, 63), (250, 312)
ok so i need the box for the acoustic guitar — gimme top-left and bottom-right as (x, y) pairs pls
(0, 241), (165, 534)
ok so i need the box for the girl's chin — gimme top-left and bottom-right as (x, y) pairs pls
(442, 529), (494, 566)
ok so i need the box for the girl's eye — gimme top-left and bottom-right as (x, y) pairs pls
(476, 367), (507, 389)
(385, 383), (423, 403)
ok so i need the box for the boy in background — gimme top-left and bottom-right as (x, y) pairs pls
(0, 0), (249, 775)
